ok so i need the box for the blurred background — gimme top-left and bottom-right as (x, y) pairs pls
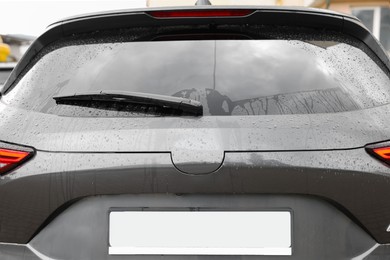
(0, 0), (388, 65)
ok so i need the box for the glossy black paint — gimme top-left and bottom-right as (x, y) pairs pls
(2, 195), (389, 259)
(1, 102), (390, 152)
(25, 194), (382, 259)
(1, 148), (390, 245)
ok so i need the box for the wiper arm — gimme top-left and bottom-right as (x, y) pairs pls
(53, 90), (203, 116)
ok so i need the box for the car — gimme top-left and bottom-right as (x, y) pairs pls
(0, 4), (390, 260)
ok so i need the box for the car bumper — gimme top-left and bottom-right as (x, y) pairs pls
(0, 194), (388, 260)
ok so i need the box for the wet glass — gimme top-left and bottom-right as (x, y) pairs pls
(3, 30), (390, 116)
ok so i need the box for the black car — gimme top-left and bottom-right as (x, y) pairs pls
(0, 5), (390, 260)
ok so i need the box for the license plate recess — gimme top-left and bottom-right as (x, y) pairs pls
(109, 210), (292, 256)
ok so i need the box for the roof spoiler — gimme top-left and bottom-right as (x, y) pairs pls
(1, 7), (389, 95)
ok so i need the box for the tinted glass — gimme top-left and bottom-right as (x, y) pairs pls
(3, 27), (390, 116)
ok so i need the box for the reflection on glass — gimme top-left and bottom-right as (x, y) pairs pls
(4, 36), (390, 116)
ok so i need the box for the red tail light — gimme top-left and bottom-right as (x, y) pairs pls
(372, 147), (390, 160)
(0, 142), (34, 175)
(366, 144), (390, 166)
(148, 10), (254, 18)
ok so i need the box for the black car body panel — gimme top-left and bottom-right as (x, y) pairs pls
(0, 6), (390, 260)
(1, 102), (390, 152)
(9, 195), (384, 259)
(1, 148), (390, 245)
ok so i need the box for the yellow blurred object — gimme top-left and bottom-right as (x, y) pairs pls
(0, 43), (11, 62)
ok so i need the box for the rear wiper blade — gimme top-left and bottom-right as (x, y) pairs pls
(53, 90), (203, 116)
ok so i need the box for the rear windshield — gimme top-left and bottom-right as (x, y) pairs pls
(3, 26), (390, 116)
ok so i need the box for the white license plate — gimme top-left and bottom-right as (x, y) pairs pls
(109, 211), (291, 256)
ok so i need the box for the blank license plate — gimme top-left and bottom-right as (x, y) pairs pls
(109, 211), (291, 256)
